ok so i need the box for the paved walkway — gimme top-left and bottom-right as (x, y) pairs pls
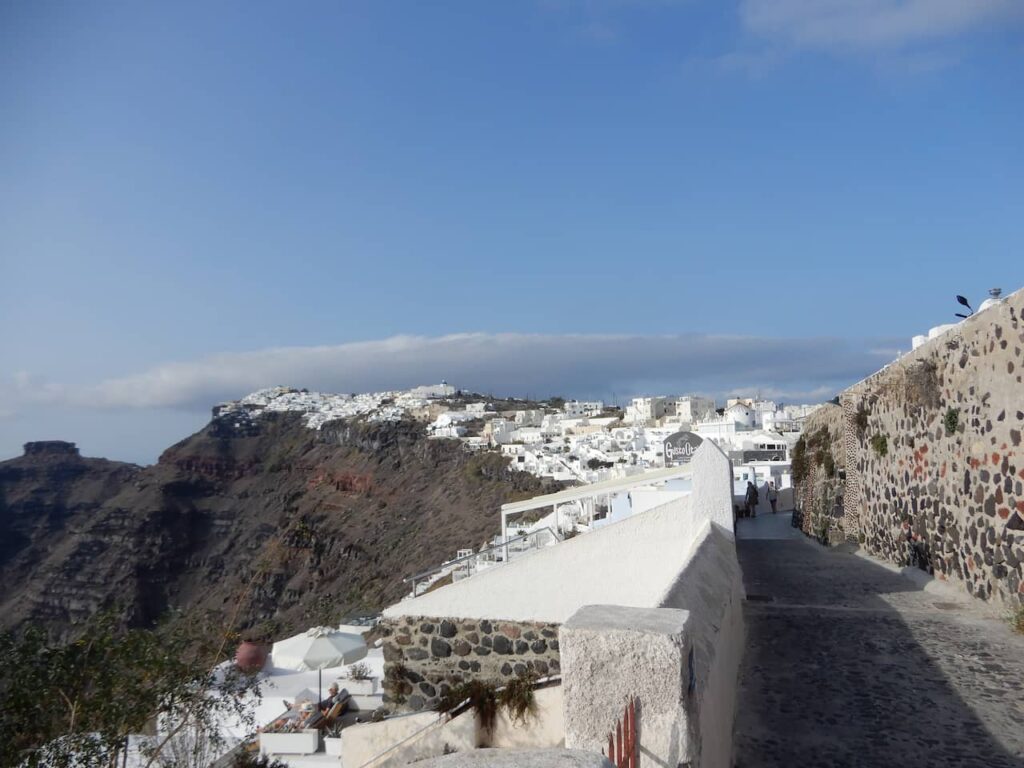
(733, 513), (1024, 768)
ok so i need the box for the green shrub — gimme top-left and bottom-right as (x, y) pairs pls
(854, 404), (869, 437)
(497, 674), (537, 725)
(384, 662), (410, 705)
(437, 674), (538, 732)
(944, 408), (960, 435)
(791, 436), (809, 485)
(347, 661), (371, 680)
(822, 453), (836, 477)
(870, 434), (888, 457)
(437, 679), (499, 733)
(1011, 606), (1024, 635)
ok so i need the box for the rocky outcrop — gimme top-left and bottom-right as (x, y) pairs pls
(0, 443), (140, 575)
(0, 416), (561, 640)
(22, 441), (83, 457)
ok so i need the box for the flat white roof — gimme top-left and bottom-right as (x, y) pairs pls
(501, 464), (695, 515)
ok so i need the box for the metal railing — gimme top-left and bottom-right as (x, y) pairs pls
(404, 526), (561, 597)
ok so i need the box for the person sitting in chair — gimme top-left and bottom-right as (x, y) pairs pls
(319, 683), (350, 712)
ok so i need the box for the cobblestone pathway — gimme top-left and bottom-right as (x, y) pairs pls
(733, 513), (1024, 768)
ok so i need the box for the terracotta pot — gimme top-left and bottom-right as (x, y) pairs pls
(235, 641), (269, 673)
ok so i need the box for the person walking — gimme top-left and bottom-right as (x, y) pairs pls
(768, 482), (778, 514)
(744, 481), (758, 518)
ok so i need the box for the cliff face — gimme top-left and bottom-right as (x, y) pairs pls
(0, 441), (141, 578)
(0, 419), (559, 640)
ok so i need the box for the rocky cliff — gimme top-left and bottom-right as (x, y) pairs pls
(0, 418), (559, 640)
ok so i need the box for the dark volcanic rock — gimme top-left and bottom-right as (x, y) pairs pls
(0, 416), (561, 640)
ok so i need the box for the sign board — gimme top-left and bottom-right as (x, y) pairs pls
(664, 431), (703, 465)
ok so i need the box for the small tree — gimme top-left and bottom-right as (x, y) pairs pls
(0, 612), (262, 768)
(0, 503), (330, 768)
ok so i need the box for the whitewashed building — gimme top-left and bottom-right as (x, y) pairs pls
(564, 400), (604, 418)
(627, 396), (668, 424)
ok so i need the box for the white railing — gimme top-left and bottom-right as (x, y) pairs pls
(403, 527), (561, 598)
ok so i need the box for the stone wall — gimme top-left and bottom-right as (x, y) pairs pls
(379, 615), (561, 712)
(799, 288), (1023, 607)
(791, 404), (846, 542)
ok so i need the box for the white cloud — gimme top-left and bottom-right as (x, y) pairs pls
(739, 0), (1021, 50)
(2, 332), (902, 462)
(6, 332), (898, 412)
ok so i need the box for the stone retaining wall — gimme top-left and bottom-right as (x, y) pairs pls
(379, 615), (561, 712)
(798, 288), (1023, 607)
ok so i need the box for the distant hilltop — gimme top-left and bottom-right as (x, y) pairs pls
(212, 382), (458, 430)
(22, 440), (81, 458)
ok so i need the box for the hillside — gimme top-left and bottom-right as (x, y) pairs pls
(0, 414), (559, 640)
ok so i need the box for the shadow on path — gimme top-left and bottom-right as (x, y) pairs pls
(733, 514), (1024, 768)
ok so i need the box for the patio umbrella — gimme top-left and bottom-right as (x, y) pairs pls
(272, 626), (368, 704)
(271, 626), (368, 672)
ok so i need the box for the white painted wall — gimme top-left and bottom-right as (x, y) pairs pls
(383, 442), (734, 624)
(342, 711), (476, 768)
(627, 488), (689, 515)
(343, 686), (565, 765)
(658, 525), (745, 768)
(561, 523), (743, 768)
(489, 685), (565, 749)
(384, 494), (700, 623)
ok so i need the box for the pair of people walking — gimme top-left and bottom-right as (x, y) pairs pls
(744, 480), (779, 517)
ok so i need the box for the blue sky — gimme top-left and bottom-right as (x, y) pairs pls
(1, 1), (1022, 463)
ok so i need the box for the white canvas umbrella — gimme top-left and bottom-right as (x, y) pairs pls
(271, 626), (367, 672)
(272, 626), (368, 706)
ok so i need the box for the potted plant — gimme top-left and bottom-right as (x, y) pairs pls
(258, 719), (320, 756)
(344, 661), (378, 694)
(235, 636), (270, 674)
(323, 722), (343, 756)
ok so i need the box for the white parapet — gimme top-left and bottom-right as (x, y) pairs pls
(561, 605), (693, 768)
(560, 521), (744, 768)
(382, 441), (735, 625)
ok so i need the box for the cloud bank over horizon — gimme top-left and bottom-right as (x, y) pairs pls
(1, 331), (903, 462)
(8, 331), (902, 412)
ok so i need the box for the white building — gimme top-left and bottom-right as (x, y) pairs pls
(540, 413), (564, 436)
(512, 427), (545, 444)
(428, 411), (477, 436)
(670, 396), (716, 423)
(514, 409), (544, 427)
(564, 400), (604, 418)
(408, 382), (456, 399)
(627, 396), (668, 424)
(781, 403), (822, 421)
(762, 411), (800, 433)
(723, 402), (755, 428)
(487, 418), (518, 445)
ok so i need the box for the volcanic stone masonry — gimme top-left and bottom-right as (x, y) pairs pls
(378, 615), (561, 713)
(798, 288), (1023, 607)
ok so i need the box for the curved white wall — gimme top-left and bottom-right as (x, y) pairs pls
(384, 494), (702, 623)
(382, 442), (734, 625)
